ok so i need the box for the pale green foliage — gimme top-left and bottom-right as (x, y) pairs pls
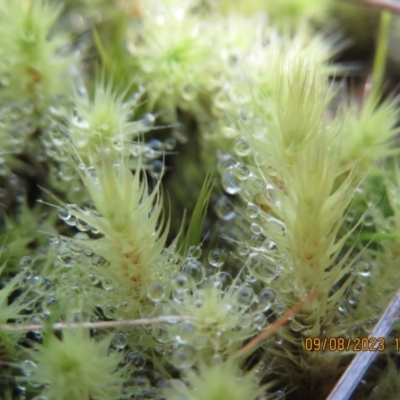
(275, 61), (330, 153)
(341, 94), (400, 179)
(219, 0), (331, 23)
(169, 280), (264, 361)
(245, 64), (355, 292)
(127, 1), (210, 121)
(68, 82), (145, 163)
(163, 360), (266, 400)
(387, 163), (400, 229)
(0, 200), (57, 270)
(231, 58), (362, 389)
(198, 20), (336, 162)
(0, 0), (73, 103)
(177, 173), (213, 256)
(64, 153), (170, 307)
(368, 357), (400, 400)
(349, 165), (400, 331)
(1, 0), (400, 399)
(27, 329), (125, 400)
(0, 266), (32, 351)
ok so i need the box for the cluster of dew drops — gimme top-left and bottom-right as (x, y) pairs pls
(6, 111), (294, 400)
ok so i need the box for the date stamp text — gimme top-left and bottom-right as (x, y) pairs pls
(304, 337), (386, 352)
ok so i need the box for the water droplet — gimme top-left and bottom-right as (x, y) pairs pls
(153, 325), (171, 343)
(272, 390), (285, 399)
(252, 313), (266, 330)
(165, 137), (177, 150)
(274, 334), (283, 345)
(84, 248), (94, 257)
(58, 208), (71, 221)
(352, 283), (364, 297)
(348, 297), (358, 307)
(250, 223), (263, 234)
(248, 253), (281, 283)
(20, 256), (33, 269)
(171, 273), (192, 291)
(338, 302), (348, 315)
(76, 85), (88, 99)
(132, 375), (150, 392)
(42, 296), (58, 315)
(210, 272), (232, 291)
(358, 262), (373, 277)
(210, 353), (223, 364)
(103, 306), (117, 319)
(69, 241), (83, 255)
(362, 318), (377, 333)
(246, 231), (266, 249)
(372, 385), (380, 393)
(265, 184), (280, 207)
(187, 245), (202, 260)
(76, 219), (91, 232)
(126, 352), (146, 369)
(0, 188), (8, 201)
(149, 139), (163, 151)
(267, 165), (277, 177)
(113, 333), (127, 350)
(31, 276), (52, 293)
(248, 174), (265, 191)
(214, 196), (235, 220)
(0, 157), (10, 176)
(0, 188), (8, 199)
(234, 137), (251, 156)
(166, 342), (197, 369)
(246, 203), (259, 218)
(346, 209), (356, 223)
(217, 151), (236, 173)
(181, 259), (205, 284)
(233, 314), (250, 331)
(143, 146), (156, 161)
(221, 170), (241, 195)
(266, 217), (286, 237)
(165, 250), (181, 265)
(19, 272), (31, 287)
(57, 253), (76, 268)
(8, 173), (19, 186)
(102, 279), (115, 291)
(257, 287), (276, 311)
(172, 323), (194, 349)
(147, 283), (165, 302)
(72, 115), (90, 130)
(141, 113), (156, 127)
(236, 285), (254, 307)
(92, 255), (107, 267)
(21, 360), (36, 377)
(264, 239), (277, 252)
(222, 126), (238, 139)
(208, 249), (226, 268)
(363, 213), (374, 227)
(181, 84), (196, 102)
(234, 162), (250, 180)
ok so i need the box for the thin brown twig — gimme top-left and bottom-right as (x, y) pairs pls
(0, 316), (193, 332)
(234, 291), (317, 358)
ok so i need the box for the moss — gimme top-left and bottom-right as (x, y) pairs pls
(0, 1), (399, 399)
